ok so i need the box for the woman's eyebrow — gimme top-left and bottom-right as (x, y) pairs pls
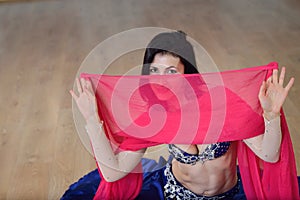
(166, 66), (177, 69)
(149, 65), (177, 69)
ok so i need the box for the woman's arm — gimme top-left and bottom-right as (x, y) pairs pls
(243, 112), (282, 163)
(244, 67), (294, 163)
(70, 78), (145, 182)
(85, 114), (145, 182)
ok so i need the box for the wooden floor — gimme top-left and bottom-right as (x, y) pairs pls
(0, 0), (299, 199)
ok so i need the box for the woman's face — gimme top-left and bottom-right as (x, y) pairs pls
(149, 53), (184, 75)
(149, 53), (185, 101)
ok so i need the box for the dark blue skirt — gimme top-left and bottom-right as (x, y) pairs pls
(61, 158), (300, 200)
(60, 157), (167, 200)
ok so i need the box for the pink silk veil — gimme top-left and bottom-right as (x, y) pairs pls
(80, 62), (299, 200)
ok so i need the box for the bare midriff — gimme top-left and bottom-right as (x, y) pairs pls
(171, 142), (238, 197)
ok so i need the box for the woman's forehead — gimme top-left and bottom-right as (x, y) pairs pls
(152, 53), (182, 66)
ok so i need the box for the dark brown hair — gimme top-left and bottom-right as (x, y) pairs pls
(142, 31), (199, 75)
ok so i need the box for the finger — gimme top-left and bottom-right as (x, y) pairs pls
(76, 78), (83, 93)
(85, 88), (95, 98)
(284, 77), (294, 92)
(82, 78), (92, 94)
(258, 81), (267, 98)
(80, 78), (87, 90)
(69, 90), (78, 100)
(272, 69), (278, 84)
(86, 79), (95, 94)
(82, 78), (92, 95)
(266, 76), (272, 88)
(279, 67), (285, 86)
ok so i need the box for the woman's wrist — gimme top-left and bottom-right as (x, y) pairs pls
(85, 114), (104, 136)
(85, 113), (101, 124)
(263, 111), (280, 121)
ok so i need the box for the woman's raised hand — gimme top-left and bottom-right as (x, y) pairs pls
(258, 67), (294, 119)
(69, 78), (99, 121)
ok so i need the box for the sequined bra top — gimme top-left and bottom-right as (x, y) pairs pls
(168, 142), (231, 165)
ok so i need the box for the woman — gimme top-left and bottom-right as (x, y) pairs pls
(67, 31), (295, 199)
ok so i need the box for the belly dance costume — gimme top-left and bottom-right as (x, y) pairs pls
(164, 142), (240, 200)
(61, 142), (247, 200)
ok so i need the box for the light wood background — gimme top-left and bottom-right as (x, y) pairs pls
(0, 0), (299, 199)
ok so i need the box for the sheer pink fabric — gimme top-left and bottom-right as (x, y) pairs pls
(81, 62), (299, 200)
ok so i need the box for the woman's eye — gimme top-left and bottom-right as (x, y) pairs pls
(149, 68), (158, 73)
(166, 69), (178, 74)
